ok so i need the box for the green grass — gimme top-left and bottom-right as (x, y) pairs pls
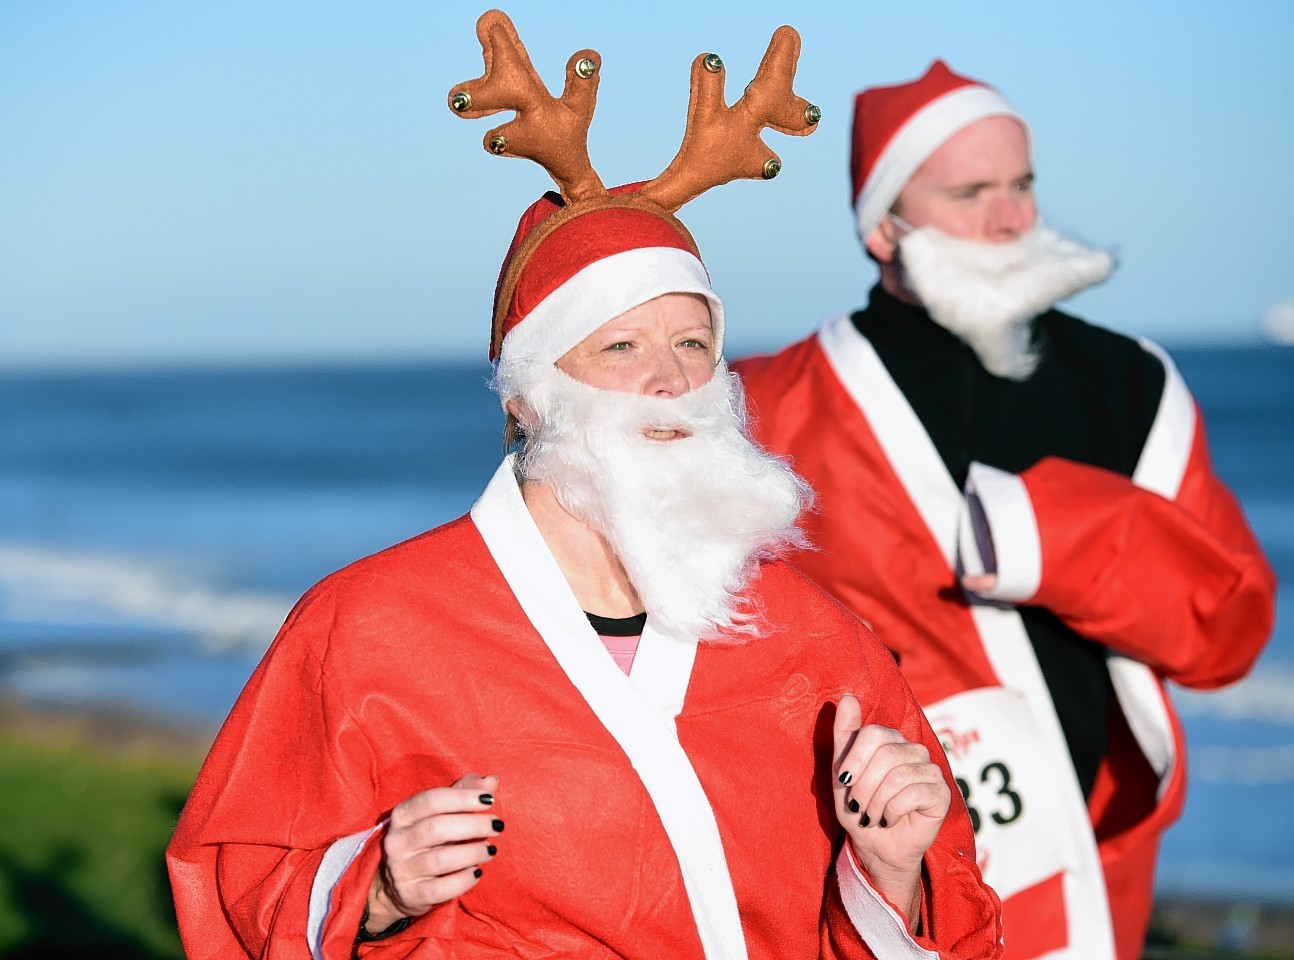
(0, 730), (198, 959)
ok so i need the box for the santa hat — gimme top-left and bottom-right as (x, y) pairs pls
(491, 188), (725, 368)
(850, 60), (1027, 241)
(448, 11), (820, 371)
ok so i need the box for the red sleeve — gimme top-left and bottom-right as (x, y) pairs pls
(165, 586), (463, 959)
(820, 618), (1004, 959)
(1017, 410), (1275, 687)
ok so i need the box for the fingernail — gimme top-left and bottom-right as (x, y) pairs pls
(492, 819), (505, 833)
(473, 867), (483, 878)
(479, 793), (494, 805)
(879, 817), (888, 828)
(838, 770), (853, 786)
(847, 798), (860, 813)
(860, 813), (870, 828)
(486, 844), (497, 857)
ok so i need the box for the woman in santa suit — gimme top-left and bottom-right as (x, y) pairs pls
(166, 13), (1003, 960)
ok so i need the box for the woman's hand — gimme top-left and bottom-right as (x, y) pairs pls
(832, 694), (950, 930)
(364, 773), (504, 933)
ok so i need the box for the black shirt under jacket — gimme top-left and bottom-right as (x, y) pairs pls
(852, 284), (1165, 799)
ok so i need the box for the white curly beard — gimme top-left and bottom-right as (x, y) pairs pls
(492, 360), (810, 643)
(898, 222), (1115, 380)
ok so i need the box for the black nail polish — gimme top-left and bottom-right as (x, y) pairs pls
(473, 867), (483, 879)
(479, 793), (494, 805)
(860, 812), (871, 828)
(879, 817), (888, 828)
(838, 770), (853, 786)
(492, 818), (505, 833)
(486, 844), (497, 856)
(847, 798), (860, 813)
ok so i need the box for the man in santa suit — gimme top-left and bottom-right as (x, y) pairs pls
(166, 16), (1005, 958)
(733, 61), (1276, 960)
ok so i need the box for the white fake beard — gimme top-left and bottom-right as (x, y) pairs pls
(494, 361), (810, 643)
(898, 223), (1115, 380)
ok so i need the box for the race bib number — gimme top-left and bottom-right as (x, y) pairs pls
(926, 686), (1079, 901)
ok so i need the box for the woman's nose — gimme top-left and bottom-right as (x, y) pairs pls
(644, 348), (692, 398)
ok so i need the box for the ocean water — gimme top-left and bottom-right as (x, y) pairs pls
(0, 346), (1290, 899)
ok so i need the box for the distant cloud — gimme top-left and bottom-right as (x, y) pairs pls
(1263, 300), (1294, 345)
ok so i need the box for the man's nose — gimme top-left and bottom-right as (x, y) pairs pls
(986, 192), (1032, 241)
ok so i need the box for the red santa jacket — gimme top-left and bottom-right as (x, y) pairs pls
(167, 457), (1004, 960)
(734, 313), (1275, 960)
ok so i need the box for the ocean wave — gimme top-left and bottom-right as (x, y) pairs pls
(1171, 665), (1294, 726)
(0, 542), (292, 653)
(1188, 744), (1294, 785)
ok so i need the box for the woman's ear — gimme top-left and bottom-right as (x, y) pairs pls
(505, 396), (532, 427)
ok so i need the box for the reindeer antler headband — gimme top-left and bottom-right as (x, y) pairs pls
(448, 9), (820, 361)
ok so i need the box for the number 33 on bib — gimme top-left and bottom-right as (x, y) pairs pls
(926, 687), (1082, 902)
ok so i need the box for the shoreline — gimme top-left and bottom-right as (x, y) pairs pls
(1146, 898), (1294, 958)
(0, 693), (216, 763)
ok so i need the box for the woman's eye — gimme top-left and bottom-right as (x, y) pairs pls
(680, 339), (709, 350)
(605, 341), (632, 352)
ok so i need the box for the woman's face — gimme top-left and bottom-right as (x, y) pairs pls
(555, 293), (715, 400)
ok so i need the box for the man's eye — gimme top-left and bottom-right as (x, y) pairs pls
(606, 341), (632, 352)
(680, 339), (709, 350)
(1012, 179), (1033, 193)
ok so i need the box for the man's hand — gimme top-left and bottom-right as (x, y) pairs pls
(832, 694), (950, 930)
(365, 774), (504, 933)
(961, 573), (998, 594)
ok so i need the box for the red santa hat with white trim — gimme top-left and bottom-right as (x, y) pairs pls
(490, 189), (724, 369)
(850, 60), (1028, 242)
(447, 10), (820, 374)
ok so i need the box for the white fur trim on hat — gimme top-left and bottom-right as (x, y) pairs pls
(497, 245), (725, 370)
(855, 85), (1026, 242)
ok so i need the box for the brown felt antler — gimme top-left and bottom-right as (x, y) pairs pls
(447, 9), (607, 204)
(637, 26), (820, 213)
(449, 12), (819, 219)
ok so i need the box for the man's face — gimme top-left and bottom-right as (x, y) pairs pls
(868, 116), (1037, 261)
(554, 293), (715, 432)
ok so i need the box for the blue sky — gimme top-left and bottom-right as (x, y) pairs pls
(2, 1), (1291, 367)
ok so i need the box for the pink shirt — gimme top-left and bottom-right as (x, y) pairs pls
(597, 632), (642, 676)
